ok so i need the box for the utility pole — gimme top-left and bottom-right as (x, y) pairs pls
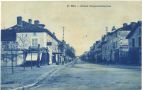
(62, 26), (64, 41)
(23, 50), (26, 70)
(106, 27), (108, 34)
(31, 51), (32, 69)
(62, 26), (65, 65)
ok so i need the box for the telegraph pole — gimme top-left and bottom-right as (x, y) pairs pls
(106, 27), (108, 34)
(62, 26), (64, 41)
(62, 26), (65, 64)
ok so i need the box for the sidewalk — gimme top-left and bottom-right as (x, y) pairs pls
(1, 60), (77, 90)
(94, 64), (141, 70)
(1, 65), (59, 90)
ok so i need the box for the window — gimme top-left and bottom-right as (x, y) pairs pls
(132, 38), (135, 47)
(139, 28), (141, 34)
(33, 33), (37, 36)
(116, 33), (117, 37)
(32, 38), (38, 46)
(138, 37), (141, 47)
(115, 42), (117, 48)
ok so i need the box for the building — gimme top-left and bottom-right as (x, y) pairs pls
(93, 40), (102, 63)
(101, 32), (113, 64)
(126, 21), (142, 65)
(110, 25), (131, 64)
(82, 21), (140, 65)
(1, 16), (61, 66)
(101, 25), (131, 64)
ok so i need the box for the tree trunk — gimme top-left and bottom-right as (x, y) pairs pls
(31, 52), (32, 69)
(23, 50), (26, 70)
(11, 50), (14, 74)
(37, 44), (40, 67)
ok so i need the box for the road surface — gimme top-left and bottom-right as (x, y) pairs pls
(30, 60), (141, 90)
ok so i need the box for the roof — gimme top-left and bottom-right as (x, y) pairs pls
(2, 20), (60, 42)
(106, 21), (140, 37)
(1, 29), (16, 41)
(126, 21), (142, 39)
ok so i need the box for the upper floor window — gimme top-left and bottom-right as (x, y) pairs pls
(116, 33), (117, 37)
(33, 33), (37, 36)
(138, 37), (141, 47)
(132, 38), (135, 47)
(139, 28), (141, 34)
(32, 38), (38, 46)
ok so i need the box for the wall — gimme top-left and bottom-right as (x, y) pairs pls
(128, 26), (141, 49)
(16, 32), (59, 64)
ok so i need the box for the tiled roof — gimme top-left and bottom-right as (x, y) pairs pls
(2, 21), (60, 42)
(126, 21), (141, 39)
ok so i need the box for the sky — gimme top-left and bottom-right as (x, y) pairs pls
(1, 1), (142, 56)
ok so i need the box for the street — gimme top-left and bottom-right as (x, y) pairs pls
(30, 59), (141, 90)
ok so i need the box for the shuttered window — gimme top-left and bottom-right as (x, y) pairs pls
(132, 38), (135, 47)
(32, 38), (38, 46)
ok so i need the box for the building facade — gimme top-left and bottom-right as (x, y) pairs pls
(126, 21), (141, 65)
(81, 21), (141, 65)
(1, 16), (61, 65)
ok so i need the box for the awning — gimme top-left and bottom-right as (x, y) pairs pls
(26, 53), (42, 61)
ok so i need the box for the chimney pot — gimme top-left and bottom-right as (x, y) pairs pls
(34, 20), (40, 25)
(130, 22), (137, 29)
(112, 26), (116, 31)
(17, 16), (22, 26)
(28, 19), (32, 24)
(123, 23), (128, 28)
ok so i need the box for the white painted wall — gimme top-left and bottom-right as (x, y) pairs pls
(16, 32), (59, 64)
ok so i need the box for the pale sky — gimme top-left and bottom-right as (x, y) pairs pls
(1, 1), (142, 55)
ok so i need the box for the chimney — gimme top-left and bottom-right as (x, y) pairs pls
(138, 21), (142, 24)
(53, 32), (55, 35)
(123, 23), (128, 28)
(34, 20), (40, 25)
(138, 21), (142, 26)
(28, 19), (32, 24)
(130, 22), (137, 29)
(112, 26), (116, 31)
(17, 16), (22, 26)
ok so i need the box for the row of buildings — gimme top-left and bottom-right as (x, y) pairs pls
(1, 16), (75, 66)
(80, 21), (141, 65)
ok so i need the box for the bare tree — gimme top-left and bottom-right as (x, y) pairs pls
(8, 42), (18, 74)
(16, 33), (30, 49)
(16, 33), (30, 69)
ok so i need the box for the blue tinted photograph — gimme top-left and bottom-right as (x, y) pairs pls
(1, 1), (142, 90)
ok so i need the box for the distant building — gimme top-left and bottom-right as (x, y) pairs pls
(83, 21), (141, 65)
(93, 41), (102, 63)
(101, 32), (113, 64)
(110, 25), (131, 64)
(126, 21), (142, 65)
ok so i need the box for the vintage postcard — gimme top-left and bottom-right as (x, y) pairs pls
(1, 1), (142, 90)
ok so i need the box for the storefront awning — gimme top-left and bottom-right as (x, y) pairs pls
(26, 53), (42, 61)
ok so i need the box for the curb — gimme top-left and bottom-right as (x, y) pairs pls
(11, 60), (76, 90)
(11, 67), (57, 90)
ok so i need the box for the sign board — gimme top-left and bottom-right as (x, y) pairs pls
(47, 42), (52, 46)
